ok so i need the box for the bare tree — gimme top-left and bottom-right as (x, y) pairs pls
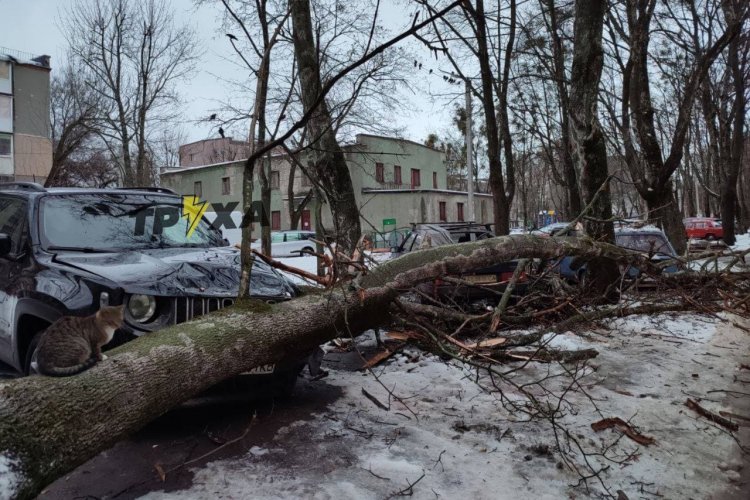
(569, 0), (618, 295)
(700, 0), (749, 245)
(605, 0), (748, 253)
(47, 64), (101, 187)
(290, 0), (362, 255)
(61, 0), (198, 186)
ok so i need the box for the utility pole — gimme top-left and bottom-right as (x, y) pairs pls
(465, 79), (475, 222)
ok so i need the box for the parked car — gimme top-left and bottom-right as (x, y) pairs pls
(0, 183), (308, 391)
(531, 221), (579, 237)
(391, 223), (527, 303)
(552, 226), (680, 282)
(684, 217), (723, 240)
(251, 230), (317, 257)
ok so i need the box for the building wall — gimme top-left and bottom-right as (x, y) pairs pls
(13, 64), (50, 138)
(12, 133), (52, 181)
(346, 134), (447, 191)
(163, 134), (492, 240)
(161, 160), (284, 225)
(0, 52), (52, 183)
(178, 138), (251, 168)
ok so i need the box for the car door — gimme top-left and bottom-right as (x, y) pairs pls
(0, 195), (30, 363)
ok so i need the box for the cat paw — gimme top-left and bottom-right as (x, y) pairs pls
(101, 354), (108, 361)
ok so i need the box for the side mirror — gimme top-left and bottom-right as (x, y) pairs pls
(0, 233), (11, 257)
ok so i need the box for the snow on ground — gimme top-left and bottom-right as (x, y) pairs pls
(733, 233), (750, 251)
(0, 453), (21, 500)
(141, 313), (750, 500)
(276, 252), (393, 286)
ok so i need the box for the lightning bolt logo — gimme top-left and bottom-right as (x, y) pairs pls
(182, 195), (208, 238)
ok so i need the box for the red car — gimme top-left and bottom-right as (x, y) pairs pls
(684, 218), (723, 240)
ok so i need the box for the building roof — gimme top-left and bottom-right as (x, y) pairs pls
(0, 47), (51, 69)
(354, 133), (444, 154)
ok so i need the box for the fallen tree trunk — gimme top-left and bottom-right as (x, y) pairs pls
(0, 235), (659, 498)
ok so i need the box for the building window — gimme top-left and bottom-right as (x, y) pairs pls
(411, 169), (421, 189)
(189, 153), (194, 162)
(271, 170), (280, 189)
(221, 177), (231, 195)
(439, 202), (447, 222)
(271, 210), (281, 230)
(0, 62), (9, 80)
(394, 165), (402, 185)
(193, 181), (202, 198)
(433, 172), (438, 189)
(457, 202), (465, 222)
(0, 95), (12, 133)
(375, 162), (384, 183)
(0, 134), (11, 156)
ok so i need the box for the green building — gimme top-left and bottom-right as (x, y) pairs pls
(161, 134), (492, 243)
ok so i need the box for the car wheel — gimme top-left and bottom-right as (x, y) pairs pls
(273, 369), (300, 398)
(706, 234), (715, 241)
(301, 246), (314, 255)
(24, 332), (43, 376)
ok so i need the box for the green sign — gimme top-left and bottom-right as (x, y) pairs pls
(383, 218), (397, 227)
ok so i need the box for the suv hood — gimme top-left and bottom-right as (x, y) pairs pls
(51, 246), (296, 298)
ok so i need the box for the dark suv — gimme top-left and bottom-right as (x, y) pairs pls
(0, 183), (305, 386)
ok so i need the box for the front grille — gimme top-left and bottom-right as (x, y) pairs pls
(172, 297), (235, 324)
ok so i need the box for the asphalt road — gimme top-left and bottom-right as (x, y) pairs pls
(37, 346), (368, 500)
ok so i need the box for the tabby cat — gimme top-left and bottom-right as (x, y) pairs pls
(36, 305), (124, 376)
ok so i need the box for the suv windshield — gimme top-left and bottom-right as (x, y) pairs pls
(40, 194), (225, 251)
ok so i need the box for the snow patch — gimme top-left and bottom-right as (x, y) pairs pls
(732, 232), (750, 251)
(541, 331), (591, 351)
(0, 453), (22, 500)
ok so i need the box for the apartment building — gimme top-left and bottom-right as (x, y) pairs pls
(161, 134), (492, 243)
(0, 47), (52, 183)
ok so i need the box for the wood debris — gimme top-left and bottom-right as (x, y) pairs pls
(591, 417), (656, 446)
(360, 342), (405, 370)
(462, 338), (507, 350)
(685, 398), (739, 431)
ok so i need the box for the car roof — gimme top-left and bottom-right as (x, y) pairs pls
(0, 184), (181, 201)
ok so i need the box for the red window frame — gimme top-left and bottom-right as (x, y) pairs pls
(375, 162), (384, 183)
(394, 165), (402, 185)
(439, 201), (447, 222)
(411, 168), (421, 189)
(271, 211), (281, 230)
(457, 203), (464, 222)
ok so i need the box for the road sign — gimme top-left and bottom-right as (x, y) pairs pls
(383, 218), (396, 227)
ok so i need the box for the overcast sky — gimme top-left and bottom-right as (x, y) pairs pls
(0, 0), (458, 145)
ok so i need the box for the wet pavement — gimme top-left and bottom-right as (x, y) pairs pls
(38, 346), (370, 500)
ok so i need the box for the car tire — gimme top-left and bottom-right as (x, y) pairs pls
(706, 234), (715, 241)
(273, 369), (300, 398)
(301, 246), (314, 255)
(24, 331), (43, 376)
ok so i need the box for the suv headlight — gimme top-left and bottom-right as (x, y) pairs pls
(128, 294), (157, 323)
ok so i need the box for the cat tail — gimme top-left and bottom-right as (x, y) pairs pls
(39, 357), (97, 377)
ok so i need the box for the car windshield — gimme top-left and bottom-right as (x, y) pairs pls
(40, 194), (225, 251)
(616, 233), (674, 256)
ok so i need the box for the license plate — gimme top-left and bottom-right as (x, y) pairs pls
(243, 364), (275, 375)
(465, 274), (498, 284)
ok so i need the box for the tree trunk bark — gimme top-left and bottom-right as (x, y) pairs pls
(568, 0), (619, 297)
(290, 0), (361, 255)
(472, 0), (514, 235)
(718, 0), (746, 246)
(645, 183), (687, 254)
(0, 235), (660, 499)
